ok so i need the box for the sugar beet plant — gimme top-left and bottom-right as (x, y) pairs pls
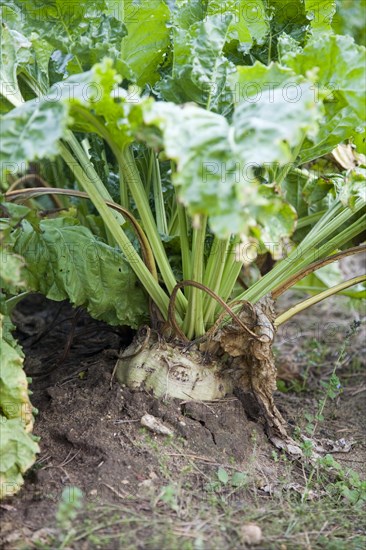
(1, 0), (365, 497)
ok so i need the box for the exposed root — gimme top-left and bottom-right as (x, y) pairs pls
(200, 297), (289, 440)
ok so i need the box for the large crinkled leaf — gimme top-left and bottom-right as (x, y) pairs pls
(8, 0), (127, 75)
(0, 418), (40, 499)
(71, 14), (128, 74)
(0, 328), (32, 427)
(12, 216), (148, 328)
(190, 14), (235, 112)
(332, 0), (366, 46)
(0, 98), (69, 172)
(252, 0), (308, 63)
(254, 189), (297, 244)
(282, 34), (366, 119)
(0, 307), (39, 499)
(300, 105), (363, 162)
(0, 60), (131, 180)
(142, 102), (236, 213)
(46, 60), (136, 148)
(233, 83), (321, 164)
(172, 0), (207, 29)
(158, 14), (235, 114)
(0, 8), (52, 99)
(207, 0), (269, 48)
(0, 25), (31, 107)
(0, 252), (24, 292)
(47, 62), (136, 156)
(138, 86), (319, 237)
(84, 60), (133, 144)
(120, 0), (170, 86)
(229, 61), (296, 103)
(305, 0), (336, 34)
(280, 33), (366, 158)
(281, 169), (333, 219)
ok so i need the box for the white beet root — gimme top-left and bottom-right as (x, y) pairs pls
(116, 338), (233, 401)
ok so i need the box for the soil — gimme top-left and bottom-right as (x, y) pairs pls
(0, 291), (365, 550)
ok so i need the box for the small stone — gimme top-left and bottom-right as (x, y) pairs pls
(138, 479), (153, 488)
(240, 524), (262, 545)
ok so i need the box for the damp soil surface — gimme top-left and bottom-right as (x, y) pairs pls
(1, 293), (365, 550)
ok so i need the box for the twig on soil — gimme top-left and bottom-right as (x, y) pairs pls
(42, 449), (81, 470)
(59, 449), (82, 468)
(167, 445), (240, 471)
(102, 482), (132, 500)
(166, 453), (217, 463)
(35, 454), (52, 466)
(113, 419), (140, 424)
(180, 400), (217, 415)
(348, 385), (366, 396)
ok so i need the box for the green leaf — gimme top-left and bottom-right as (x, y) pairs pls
(295, 264), (366, 300)
(353, 128), (366, 155)
(0, 59), (134, 180)
(229, 61), (296, 99)
(0, 25), (31, 106)
(255, 190), (297, 245)
(53, 61), (134, 148)
(233, 82), (321, 164)
(217, 467), (229, 484)
(73, 15), (128, 74)
(0, 311), (39, 499)
(207, 0), (269, 48)
(0, 252), (24, 290)
(0, 418), (39, 499)
(332, 0), (366, 46)
(0, 98), (68, 173)
(86, 60), (132, 144)
(305, 0), (336, 34)
(172, 0), (207, 29)
(282, 34), (366, 121)
(12, 215), (149, 328)
(281, 169), (332, 220)
(9, 0), (127, 75)
(231, 471), (247, 487)
(280, 34), (366, 159)
(256, 0), (309, 63)
(300, 105), (363, 163)
(120, 0), (170, 86)
(141, 101), (248, 237)
(159, 14), (235, 114)
(0, 328), (29, 421)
